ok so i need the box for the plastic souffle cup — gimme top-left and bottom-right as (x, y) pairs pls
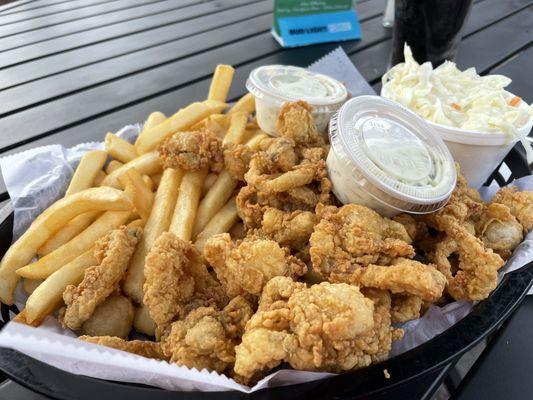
(327, 95), (457, 217)
(246, 65), (348, 136)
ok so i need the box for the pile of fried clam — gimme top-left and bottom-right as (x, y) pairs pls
(70, 101), (532, 385)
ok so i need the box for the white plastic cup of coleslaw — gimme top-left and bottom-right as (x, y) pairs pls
(327, 95), (457, 216)
(246, 65), (348, 136)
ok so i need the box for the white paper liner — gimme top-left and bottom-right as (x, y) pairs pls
(0, 48), (531, 392)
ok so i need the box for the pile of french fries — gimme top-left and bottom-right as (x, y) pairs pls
(0, 65), (260, 337)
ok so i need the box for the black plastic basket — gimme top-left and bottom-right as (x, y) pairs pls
(0, 145), (532, 400)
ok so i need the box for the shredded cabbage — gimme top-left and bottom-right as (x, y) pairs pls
(382, 45), (533, 165)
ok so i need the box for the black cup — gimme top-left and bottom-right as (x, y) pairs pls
(390, 0), (473, 67)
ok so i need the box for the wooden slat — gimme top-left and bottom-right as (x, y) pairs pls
(489, 45), (533, 103)
(0, 0), (174, 38)
(0, 0), (261, 66)
(0, 0), (272, 89)
(456, 6), (532, 72)
(0, 0), (124, 25)
(0, 0), (83, 15)
(0, 0), (37, 13)
(0, 14), (390, 150)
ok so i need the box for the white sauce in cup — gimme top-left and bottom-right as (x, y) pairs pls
(327, 96), (456, 216)
(246, 65), (348, 136)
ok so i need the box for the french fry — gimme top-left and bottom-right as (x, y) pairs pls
(228, 93), (255, 115)
(223, 111), (249, 146)
(133, 304), (156, 336)
(93, 170), (107, 186)
(123, 168), (182, 303)
(135, 100), (226, 154)
(202, 173), (218, 197)
(246, 133), (269, 150)
(0, 187), (131, 305)
(194, 196), (238, 253)
(23, 278), (43, 295)
(16, 210), (131, 280)
(207, 64), (235, 102)
(151, 173), (162, 188)
(205, 114), (229, 138)
(101, 152), (162, 189)
(142, 174), (154, 191)
(119, 168), (155, 221)
(37, 210), (101, 256)
(66, 150), (108, 196)
(169, 167), (208, 241)
(105, 133), (137, 163)
(24, 249), (97, 324)
(193, 170), (237, 239)
(143, 111), (166, 132)
(81, 294), (134, 338)
(106, 160), (124, 174)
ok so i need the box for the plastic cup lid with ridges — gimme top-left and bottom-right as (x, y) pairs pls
(246, 65), (347, 109)
(329, 96), (457, 211)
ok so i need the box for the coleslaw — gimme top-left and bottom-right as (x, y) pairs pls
(382, 45), (533, 164)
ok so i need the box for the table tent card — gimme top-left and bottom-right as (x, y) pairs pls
(271, 0), (361, 47)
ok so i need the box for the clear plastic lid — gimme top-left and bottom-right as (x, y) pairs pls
(329, 96), (457, 213)
(246, 65), (347, 110)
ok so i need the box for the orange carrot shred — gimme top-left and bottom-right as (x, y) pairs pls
(509, 96), (521, 107)
(451, 103), (461, 111)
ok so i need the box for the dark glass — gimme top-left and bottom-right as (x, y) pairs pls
(391, 0), (474, 67)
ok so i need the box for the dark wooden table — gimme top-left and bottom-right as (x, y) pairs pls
(0, 0), (531, 399)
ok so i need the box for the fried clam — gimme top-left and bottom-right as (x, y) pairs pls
(204, 233), (307, 299)
(476, 202), (523, 259)
(161, 296), (254, 374)
(309, 204), (415, 280)
(233, 277), (399, 383)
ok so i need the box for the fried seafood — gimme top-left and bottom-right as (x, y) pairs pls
(275, 101), (325, 147)
(491, 186), (533, 231)
(204, 233), (307, 298)
(159, 129), (223, 172)
(61, 226), (141, 330)
(255, 208), (317, 251)
(331, 258), (446, 302)
(80, 335), (167, 360)
(161, 296), (253, 373)
(476, 202), (523, 259)
(390, 294), (424, 323)
(234, 277), (399, 382)
(309, 204), (414, 280)
(431, 216), (503, 301)
(143, 232), (227, 336)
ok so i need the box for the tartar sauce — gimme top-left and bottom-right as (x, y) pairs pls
(327, 96), (456, 216)
(246, 65), (347, 136)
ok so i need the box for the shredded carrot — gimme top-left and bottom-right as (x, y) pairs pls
(509, 96), (521, 107)
(451, 103), (461, 111)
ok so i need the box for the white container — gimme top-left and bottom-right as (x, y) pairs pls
(246, 65), (348, 136)
(327, 96), (457, 216)
(425, 119), (532, 188)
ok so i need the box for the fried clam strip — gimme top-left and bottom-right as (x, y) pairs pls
(491, 186), (533, 231)
(390, 294), (424, 323)
(432, 216), (504, 301)
(158, 129), (223, 173)
(234, 277), (399, 383)
(61, 226), (142, 330)
(309, 204), (415, 280)
(79, 336), (167, 360)
(143, 232), (228, 337)
(161, 296), (253, 374)
(476, 202), (523, 259)
(204, 233), (307, 299)
(331, 258), (446, 303)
